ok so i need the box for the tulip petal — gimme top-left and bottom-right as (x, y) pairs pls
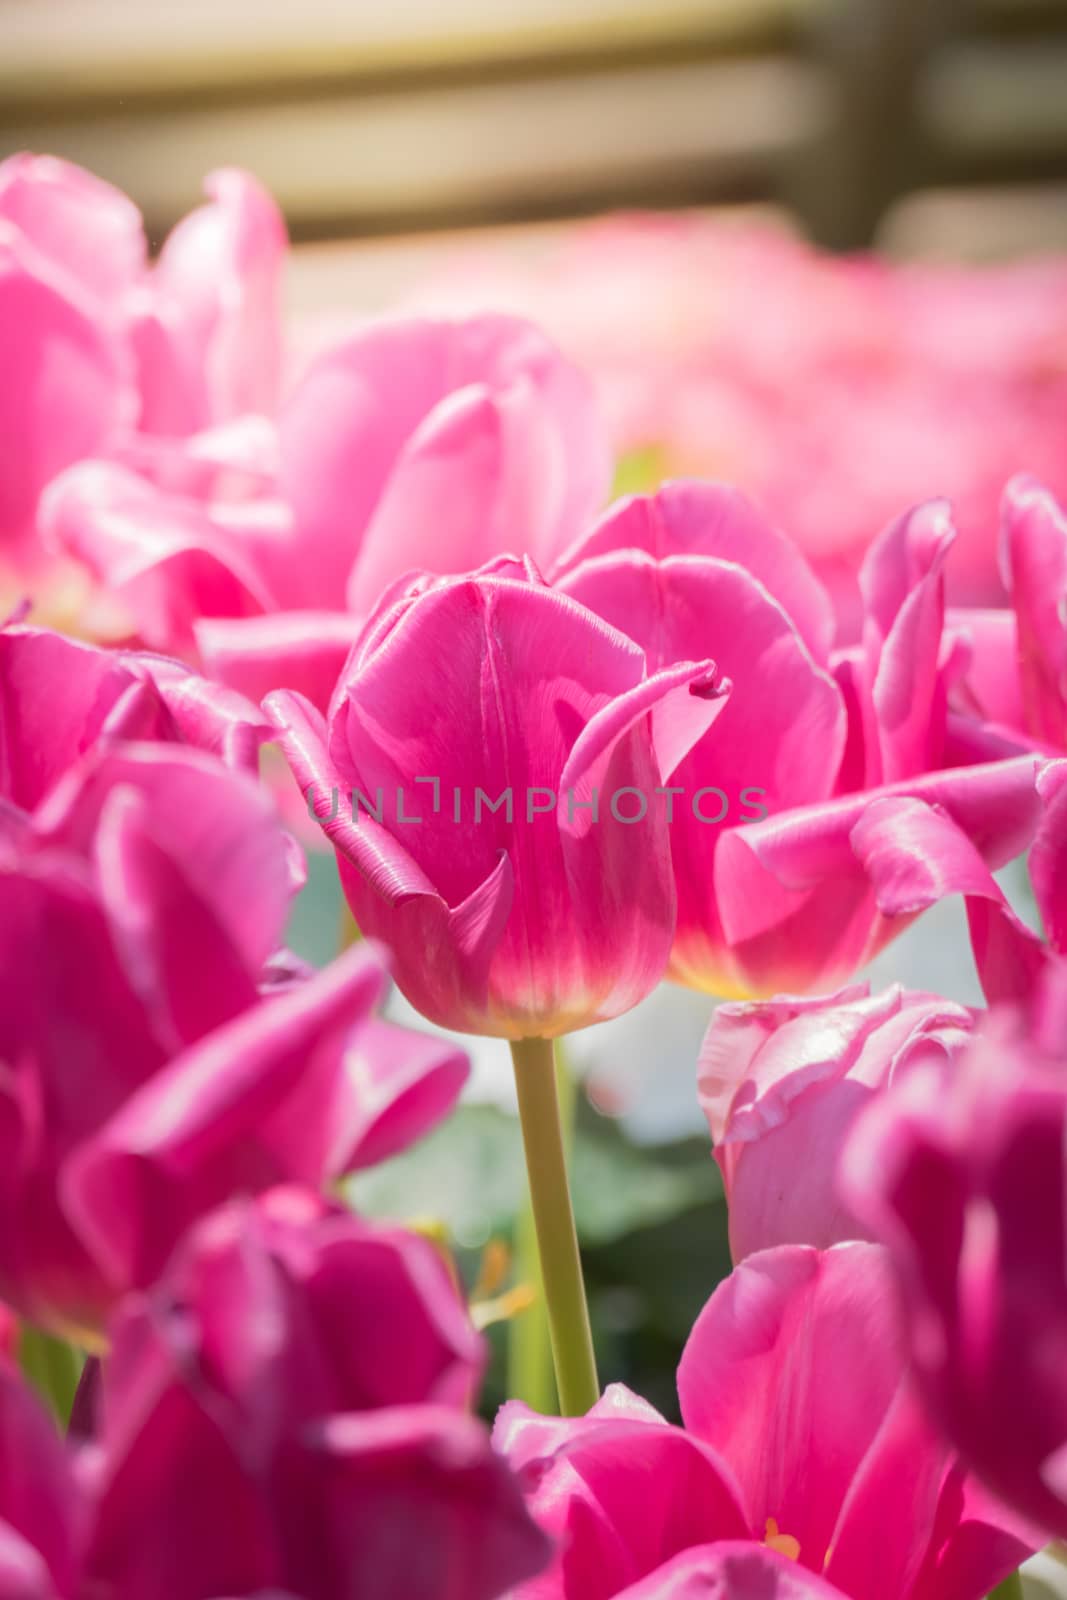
(850, 793), (1048, 1003)
(0, 152), (145, 305)
(33, 741), (295, 978)
(326, 1017), (468, 1173)
(195, 611), (360, 712)
(0, 228), (130, 553)
(64, 945), (389, 1289)
(552, 480), (835, 665)
(42, 462), (275, 651)
(1002, 475), (1067, 749)
(857, 500), (955, 784)
(140, 168), (286, 431)
(305, 1405), (553, 1600)
(498, 1410), (749, 1600)
(677, 1243), (904, 1573)
(715, 756), (1043, 992)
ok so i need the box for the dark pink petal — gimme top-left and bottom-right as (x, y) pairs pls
(303, 1405), (552, 1600)
(63, 946), (389, 1289)
(497, 1408), (748, 1600)
(33, 741), (295, 977)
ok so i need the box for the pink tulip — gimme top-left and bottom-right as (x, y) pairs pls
(87, 1190), (549, 1600)
(698, 984), (974, 1261)
(844, 965), (1067, 1541)
(0, 736), (467, 1337)
(0, 152), (285, 593)
(44, 312), (612, 696)
(553, 481), (1045, 996)
(496, 1243), (1031, 1599)
(267, 558), (729, 1036)
(0, 1191), (551, 1599)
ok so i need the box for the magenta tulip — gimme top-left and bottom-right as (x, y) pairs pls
(0, 1192), (551, 1599)
(45, 313), (612, 693)
(0, 738), (466, 1338)
(551, 481), (1044, 996)
(0, 154), (285, 589)
(844, 965), (1067, 1540)
(496, 1243), (1031, 1598)
(267, 558), (728, 1037)
(699, 984), (974, 1261)
(85, 1190), (549, 1600)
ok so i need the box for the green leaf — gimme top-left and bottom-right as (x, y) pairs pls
(18, 1325), (83, 1426)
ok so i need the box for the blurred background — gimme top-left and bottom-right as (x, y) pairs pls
(4, 0), (1067, 269)
(4, 0), (1065, 1446)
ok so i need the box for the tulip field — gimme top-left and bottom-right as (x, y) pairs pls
(2, 151), (1067, 1600)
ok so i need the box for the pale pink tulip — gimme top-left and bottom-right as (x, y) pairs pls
(698, 984), (974, 1261)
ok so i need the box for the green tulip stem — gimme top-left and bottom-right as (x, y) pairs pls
(509, 1036), (599, 1416)
(988, 1574), (1024, 1598)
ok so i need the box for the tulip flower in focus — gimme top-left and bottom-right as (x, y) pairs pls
(555, 480), (1045, 996)
(44, 312), (612, 704)
(844, 965), (1067, 1542)
(0, 153), (285, 635)
(267, 558), (729, 1038)
(698, 984), (974, 1262)
(0, 734), (467, 1339)
(496, 1242), (1032, 1598)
